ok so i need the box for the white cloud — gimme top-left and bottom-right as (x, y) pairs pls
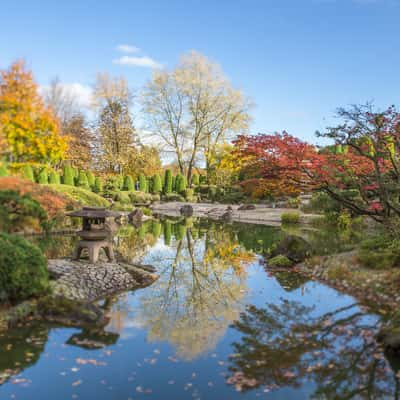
(63, 83), (93, 107)
(116, 44), (140, 54)
(113, 55), (162, 69)
(40, 82), (93, 108)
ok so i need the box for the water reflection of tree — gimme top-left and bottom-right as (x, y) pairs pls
(115, 221), (160, 263)
(227, 299), (399, 398)
(0, 324), (48, 385)
(136, 219), (256, 360)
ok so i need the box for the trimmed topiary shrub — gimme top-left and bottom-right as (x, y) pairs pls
(86, 171), (95, 188)
(37, 169), (48, 184)
(123, 175), (134, 191)
(164, 170), (172, 194)
(49, 170), (60, 184)
(281, 212), (300, 224)
(62, 165), (75, 186)
(191, 174), (200, 186)
(22, 164), (35, 182)
(0, 232), (49, 302)
(163, 220), (172, 245)
(77, 171), (90, 189)
(93, 177), (103, 193)
(0, 164), (8, 177)
(171, 176), (176, 192)
(152, 174), (162, 193)
(175, 174), (187, 194)
(139, 174), (148, 192)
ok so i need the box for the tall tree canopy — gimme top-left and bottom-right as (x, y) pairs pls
(43, 78), (92, 169)
(142, 51), (252, 183)
(0, 60), (67, 164)
(93, 73), (137, 174)
(235, 104), (400, 225)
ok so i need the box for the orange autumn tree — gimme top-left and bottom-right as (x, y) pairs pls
(0, 60), (67, 164)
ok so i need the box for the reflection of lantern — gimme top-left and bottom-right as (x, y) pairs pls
(66, 207), (121, 263)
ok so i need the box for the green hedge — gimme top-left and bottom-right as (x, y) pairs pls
(0, 233), (49, 302)
(48, 184), (110, 207)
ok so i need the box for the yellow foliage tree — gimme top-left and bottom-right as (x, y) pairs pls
(0, 60), (67, 164)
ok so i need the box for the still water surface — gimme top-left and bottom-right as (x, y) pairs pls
(0, 219), (398, 399)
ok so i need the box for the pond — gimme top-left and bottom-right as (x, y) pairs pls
(0, 218), (398, 399)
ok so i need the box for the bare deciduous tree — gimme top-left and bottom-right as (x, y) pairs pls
(142, 51), (252, 183)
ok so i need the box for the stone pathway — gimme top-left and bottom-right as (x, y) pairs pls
(48, 259), (157, 302)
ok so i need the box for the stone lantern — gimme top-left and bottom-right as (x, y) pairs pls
(67, 207), (121, 264)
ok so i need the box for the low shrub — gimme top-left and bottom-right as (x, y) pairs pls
(151, 193), (161, 202)
(287, 197), (301, 209)
(358, 235), (400, 269)
(185, 188), (196, 202)
(141, 207), (153, 216)
(128, 191), (153, 204)
(48, 184), (110, 207)
(281, 212), (300, 224)
(0, 164), (8, 177)
(0, 190), (48, 233)
(163, 193), (185, 202)
(268, 255), (293, 268)
(0, 177), (75, 219)
(112, 202), (133, 211)
(0, 233), (49, 303)
(111, 191), (131, 205)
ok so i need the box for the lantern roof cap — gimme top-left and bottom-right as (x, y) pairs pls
(66, 207), (121, 218)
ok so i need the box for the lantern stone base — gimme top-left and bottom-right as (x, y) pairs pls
(72, 240), (115, 264)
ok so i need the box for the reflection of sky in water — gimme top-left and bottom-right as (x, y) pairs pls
(0, 219), (398, 400)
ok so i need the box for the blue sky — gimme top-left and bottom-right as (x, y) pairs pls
(1, 0), (399, 143)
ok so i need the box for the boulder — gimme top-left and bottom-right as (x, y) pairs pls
(221, 207), (233, 222)
(238, 204), (256, 211)
(272, 235), (312, 264)
(128, 209), (144, 224)
(180, 204), (194, 217)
